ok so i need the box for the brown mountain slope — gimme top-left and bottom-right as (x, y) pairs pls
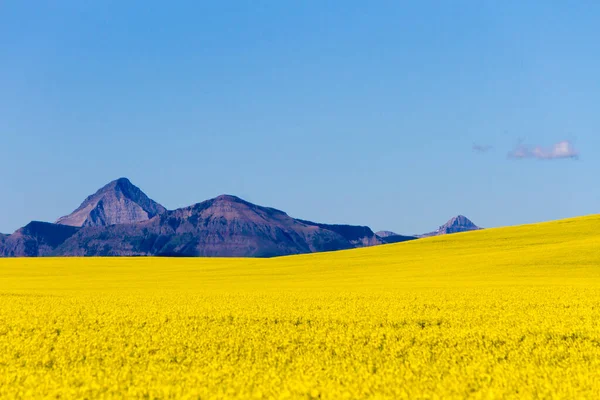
(54, 195), (356, 257)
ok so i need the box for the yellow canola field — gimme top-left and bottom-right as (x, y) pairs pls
(1, 215), (600, 399)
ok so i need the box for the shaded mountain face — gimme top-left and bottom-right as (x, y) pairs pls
(56, 178), (166, 227)
(377, 234), (418, 244)
(417, 215), (481, 238)
(0, 222), (80, 257)
(54, 195), (357, 257)
(374, 231), (418, 244)
(298, 220), (383, 247)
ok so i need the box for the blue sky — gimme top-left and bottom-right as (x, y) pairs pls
(1, 1), (598, 234)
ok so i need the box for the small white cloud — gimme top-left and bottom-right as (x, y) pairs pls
(549, 141), (579, 159)
(508, 140), (579, 160)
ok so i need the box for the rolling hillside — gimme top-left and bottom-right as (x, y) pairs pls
(1, 214), (600, 398)
(4, 213), (598, 292)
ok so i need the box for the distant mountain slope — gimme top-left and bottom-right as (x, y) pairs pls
(378, 234), (418, 244)
(298, 220), (382, 247)
(54, 195), (358, 257)
(375, 231), (398, 238)
(0, 222), (80, 257)
(374, 231), (418, 244)
(417, 215), (481, 238)
(56, 178), (166, 227)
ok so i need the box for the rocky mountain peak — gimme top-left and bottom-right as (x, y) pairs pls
(439, 215), (479, 233)
(185, 195), (290, 221)
(213, 194), (244, 202)
(56, 178), (166, 227)
(417, 215), (481, 238)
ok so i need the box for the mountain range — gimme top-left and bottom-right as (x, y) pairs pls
(0, 178), (481, 257)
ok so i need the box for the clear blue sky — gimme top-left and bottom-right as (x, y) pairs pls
(1, 1), (599, 235)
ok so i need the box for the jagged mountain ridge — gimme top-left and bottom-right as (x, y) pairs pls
(54, 195), (358, 257)
(56, 178), (166, 227)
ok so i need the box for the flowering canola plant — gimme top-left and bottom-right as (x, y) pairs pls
(1, 215), (600, 398)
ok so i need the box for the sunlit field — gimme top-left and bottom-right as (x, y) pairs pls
(1, 215), (600, 398)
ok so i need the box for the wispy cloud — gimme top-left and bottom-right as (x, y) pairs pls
(508, 140), (579, 160)
(472, 144), (493, 153)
